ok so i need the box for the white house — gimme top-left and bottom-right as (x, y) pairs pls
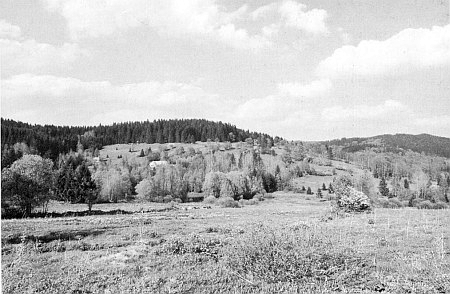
(149, 160), (169, 169)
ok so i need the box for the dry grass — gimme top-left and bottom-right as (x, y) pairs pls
(2, 193), (449, 293)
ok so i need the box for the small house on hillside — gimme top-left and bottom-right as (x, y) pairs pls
(149, 160), (168, 170)
(187, 192), (205, 202)
(93, 157), (108, 164)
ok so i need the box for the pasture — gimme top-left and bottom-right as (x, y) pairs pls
(2, 193), (449, 293)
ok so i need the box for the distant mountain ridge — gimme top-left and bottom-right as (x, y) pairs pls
(324, 133), (450, 158)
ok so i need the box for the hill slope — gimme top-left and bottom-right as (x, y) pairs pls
(325, 133), (450, 158)
(1, 118), (277, 161)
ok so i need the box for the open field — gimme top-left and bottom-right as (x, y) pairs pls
(2, 193), (449, 293)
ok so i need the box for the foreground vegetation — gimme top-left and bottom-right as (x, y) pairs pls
(2, 194), (449, 293)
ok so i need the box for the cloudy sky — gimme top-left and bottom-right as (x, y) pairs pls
(1, 0), (449, 140)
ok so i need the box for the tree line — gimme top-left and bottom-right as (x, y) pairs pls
(1, 118), (279, 164)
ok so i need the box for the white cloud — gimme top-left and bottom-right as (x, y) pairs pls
(0, 20), (88, 75)
(251, 1), (329, 36)
(0, 20), (22, 39)
(317, 24), (450, 78)
(43, 0), (272, 51)
(250, 3), (277, 20)
(414, 115), (450, 137)
(237, 79), (331, 119)
(1, 74), (233, 125)
(231, 79), (331, 138)
(321, 100), (411, 122)
(278, 0), (328, 35)
(277, 79), (331, 97)
(43, 0), (329, 50)
(233, 95), (315, 138)
(215, 23), (272, 51)
(1, 39), (88, 75)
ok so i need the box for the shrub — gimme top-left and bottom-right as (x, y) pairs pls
(246, 199), (258, 205)
(154, 196), (164, 203)
(336, 187), (371, 212)
(409, 198), (422, 207)
(217, 197), (240, 208)
(415, 200), (433, 209)
(203, 195), (217, 204)
(377, 197), (404, 209)
(388, 198), (403, 208)
(292, 187), (303, 193)
(377, 198), (390, 208)
(254, 194), (264, 201)
(171, 198), (182, 203)
(414, 200), (448, 209)
(223, 224), (375, 286)
(433, 201), (449, 209)
(264, 193), (275, 199)
(333, 175), (371, 212)
(160, 234), (222, 259)
(163, 195), (173, 203)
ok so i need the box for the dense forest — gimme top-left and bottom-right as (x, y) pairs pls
(323, 133), (450, 158)
(1, 118), (278, 165)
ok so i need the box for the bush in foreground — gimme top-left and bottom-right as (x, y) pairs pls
(223, 224), (376, 287)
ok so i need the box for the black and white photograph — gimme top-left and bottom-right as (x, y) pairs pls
(1, 0), (449, 293)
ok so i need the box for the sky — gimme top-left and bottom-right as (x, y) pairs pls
(1, 0), (449, 141)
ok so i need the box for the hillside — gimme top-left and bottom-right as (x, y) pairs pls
(1, 118), (278, 162)
(324, 133), (450, 158)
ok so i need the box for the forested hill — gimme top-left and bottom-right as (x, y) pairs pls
(1, 118), (277, 161)
(325, 133), (450, 158)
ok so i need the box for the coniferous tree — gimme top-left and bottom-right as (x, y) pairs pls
(379, 177), (389, 197)
(326, 145), (334, 160)
(404, 178), (410, 189)
(317, 188), (322, 198)
(328, 183), (334, 194)
(75, 164), (98, 211)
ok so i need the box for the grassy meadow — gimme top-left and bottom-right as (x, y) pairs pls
(2, 193), (449, 293)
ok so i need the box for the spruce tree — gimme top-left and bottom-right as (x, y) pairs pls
(75, 164), (97, 211)
(328, 183), (334, 194)
(379, 177), (389, 196)
(404, 178), (409, 189)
